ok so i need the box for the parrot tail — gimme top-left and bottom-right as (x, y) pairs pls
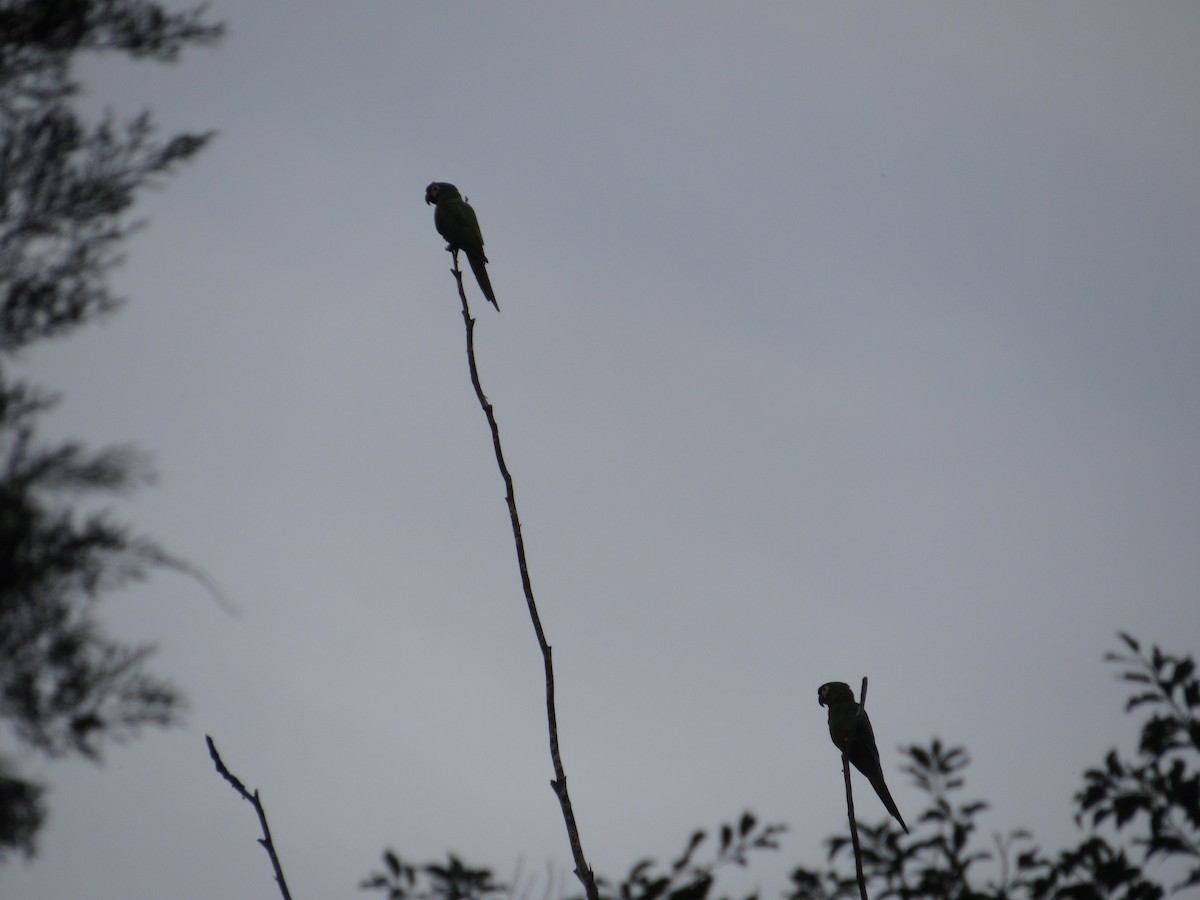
(465, 249), (499, 311)
(868, 772), (909, 834)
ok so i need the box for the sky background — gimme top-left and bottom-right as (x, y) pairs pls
(5, 3), (1200, 898)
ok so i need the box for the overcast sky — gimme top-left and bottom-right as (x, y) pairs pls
(5, 3), (1200, 899)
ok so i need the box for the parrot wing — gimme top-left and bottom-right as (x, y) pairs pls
(435, 198), (485, 248)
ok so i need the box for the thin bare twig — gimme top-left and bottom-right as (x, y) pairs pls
(447, 251), (600, 900)
(841, 755), (868, 900)
(206, 735), (294, 900)
(845, 676), (870, 900)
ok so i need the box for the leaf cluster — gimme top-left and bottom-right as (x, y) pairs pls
(0, 0), (221, 864)
(1072, 633), (1200, 891)
(362, 814), (786, 900)
(0, 375), (185, 862)
(595, 812), (786, 900)
(360, 852), (509, 900)
(0, 0), (223, 113)
(1, 0), (219, 353)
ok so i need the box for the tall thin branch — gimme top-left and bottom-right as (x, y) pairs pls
(206, 735), (294, 900)
(447, 251), (600, 900)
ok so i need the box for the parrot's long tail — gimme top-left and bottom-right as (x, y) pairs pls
(465, 249), (499, 311)
(868, 772), (909, 834)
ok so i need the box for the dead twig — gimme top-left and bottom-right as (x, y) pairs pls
(206, 735), (293, 900)
(446, 252), (599, 900)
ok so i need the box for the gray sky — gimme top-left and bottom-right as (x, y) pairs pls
(6, 3), (1200, 898)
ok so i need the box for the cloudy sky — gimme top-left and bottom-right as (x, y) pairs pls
(6, 3), (1200, 898)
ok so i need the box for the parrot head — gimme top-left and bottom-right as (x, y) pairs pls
(818, 682), (856, 707)
(425, 182), (461, 205)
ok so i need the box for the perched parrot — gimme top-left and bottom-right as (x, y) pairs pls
(424, 181), (498, 311)
(817, 681), (909, 833)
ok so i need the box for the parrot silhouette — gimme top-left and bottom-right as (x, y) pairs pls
(425, 182), (498, 311)
(818, 681), (909, 833)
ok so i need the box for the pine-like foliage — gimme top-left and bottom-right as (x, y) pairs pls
(0, 0), (222, 862)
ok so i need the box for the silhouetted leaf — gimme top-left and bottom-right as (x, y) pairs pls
(738, 811), (755, 837)
(628, 860), (654, 882)
(671, 831), (705, 871)
(1126, 691), (1162, 711)
(668, 876), (711, 900)
(640, 876), (670, 900)
(1121, 672), (1153, 684)
(1118, 632), (1141, 654)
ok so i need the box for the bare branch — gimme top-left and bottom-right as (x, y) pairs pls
(446, 251), (600, 900)
(205, 735), (294, 900)
(841, 754), (869, 900)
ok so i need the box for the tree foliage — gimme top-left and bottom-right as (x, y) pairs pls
(361, 814), (785, 900)
(0, 0), (222, 352)
(788, 634), (1197, 900)
(1074, 633), (1200, 892)
(0, 0), (222, 863)
(360, 852), (509, 900)
(593, 812), (785, 900)
(361, 635), (1197, 900)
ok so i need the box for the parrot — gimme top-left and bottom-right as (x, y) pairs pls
(424, 181), (498, 311)
(817, 681), (909, 833)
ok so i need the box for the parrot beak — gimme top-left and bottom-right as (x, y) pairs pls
(425, 183), (437, 204)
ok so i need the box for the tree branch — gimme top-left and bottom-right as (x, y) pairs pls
(844, 676), (870, 900)
(206, 735), (294, 900)
(447, 251), (600, 900)
(841, 754), (868, 900)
